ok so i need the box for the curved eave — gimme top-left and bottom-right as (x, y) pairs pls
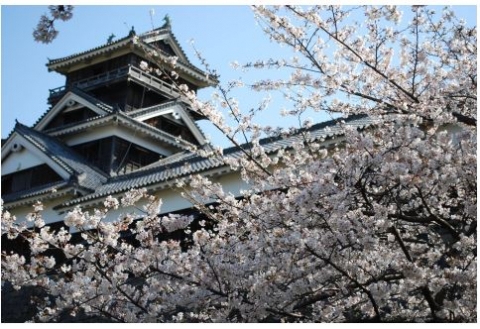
(47, 38), (135, 74)
(47, 35), (217, 88)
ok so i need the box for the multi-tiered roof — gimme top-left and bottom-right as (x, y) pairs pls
(2, 24), (217, 209)
(1, 24), (373, 215)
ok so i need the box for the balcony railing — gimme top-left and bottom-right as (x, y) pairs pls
(49, 65), (183, 100)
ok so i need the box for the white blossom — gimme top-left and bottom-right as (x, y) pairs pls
(2, 5), (476, 323)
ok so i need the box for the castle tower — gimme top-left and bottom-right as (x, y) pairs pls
(1, 24), (216, 213)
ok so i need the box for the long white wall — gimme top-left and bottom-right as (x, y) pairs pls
(7, 168), (249, 233)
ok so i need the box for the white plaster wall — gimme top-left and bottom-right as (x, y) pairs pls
(71, 171), (247, 223)
(7, 168), (249, 234)
(8, 195), (73, 226)
(2, 149), (46, 175)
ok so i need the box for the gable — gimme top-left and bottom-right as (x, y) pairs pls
(44, 106), (99, 130)
(1, 133), (71, 180)
(35, 91), (110, 131)
(132, 103), (206, 145)
(1, 144), (46, 175)
(150, 40), (176, 57)
(1, 134), (71, 198)
(141, 31), (189, 64)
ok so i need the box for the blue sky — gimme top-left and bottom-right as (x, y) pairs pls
(1, 5), (287, 146)
(1, 5), (477, 147)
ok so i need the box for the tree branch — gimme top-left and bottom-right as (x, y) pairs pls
(305, 244), (382, 321)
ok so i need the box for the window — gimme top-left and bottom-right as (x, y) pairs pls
(113, 137), (161, 174)
(1, 164), (62, 195)
(44, 107), (97, 130)
(72, 137), (113, 173)
(72, 137), (162, 175)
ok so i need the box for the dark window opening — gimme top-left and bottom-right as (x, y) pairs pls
(44, 107), (97, 130)
(123, 83), (170, 112)
(113, 138), (162, 174)
(66, 55), (130, 86)
(145, 117), (197, 144)
(151, 40), (176, 57)
(72, 137), (114, 173)
(1, 164), (62, 195)
(72, 137), (162, 174)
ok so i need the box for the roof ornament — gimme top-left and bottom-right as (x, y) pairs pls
(128, 26), (136, 37)
(162, 14), (171, 29)
(107, 33), (116, 44)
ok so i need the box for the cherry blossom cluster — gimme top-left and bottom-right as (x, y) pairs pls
(33, 6), (74, 44)
(3, 5), (476, 322)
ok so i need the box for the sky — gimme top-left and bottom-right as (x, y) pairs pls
(1, 5), (286, 147)
(0, 4), (477, 147)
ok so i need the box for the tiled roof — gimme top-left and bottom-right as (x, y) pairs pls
(136, 150), (197, 172)
(47, 34), (133, 66)
(42, 113), (111, 135)
(58, 114), (374, 208)
(14, 123), (108, 191)
(258, 114), (373, 151)
(48, 27), (173, 66)
(115, 111), (198, 150)
(69, 87), (114, 113)
(46, 26), (215, 85)
(43, 110), (197, 151)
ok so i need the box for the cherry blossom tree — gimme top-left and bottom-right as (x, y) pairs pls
(33, 5), (74, 44)
(2, 5), (476, 322)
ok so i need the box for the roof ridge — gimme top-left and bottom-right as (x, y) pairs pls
(48, 34), (133, 66)
(14, 122), (76, 175)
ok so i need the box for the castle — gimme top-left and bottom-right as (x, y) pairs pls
(1, 24), (371, 230)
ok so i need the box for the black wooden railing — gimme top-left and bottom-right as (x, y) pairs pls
(49, 65), (182, 100)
